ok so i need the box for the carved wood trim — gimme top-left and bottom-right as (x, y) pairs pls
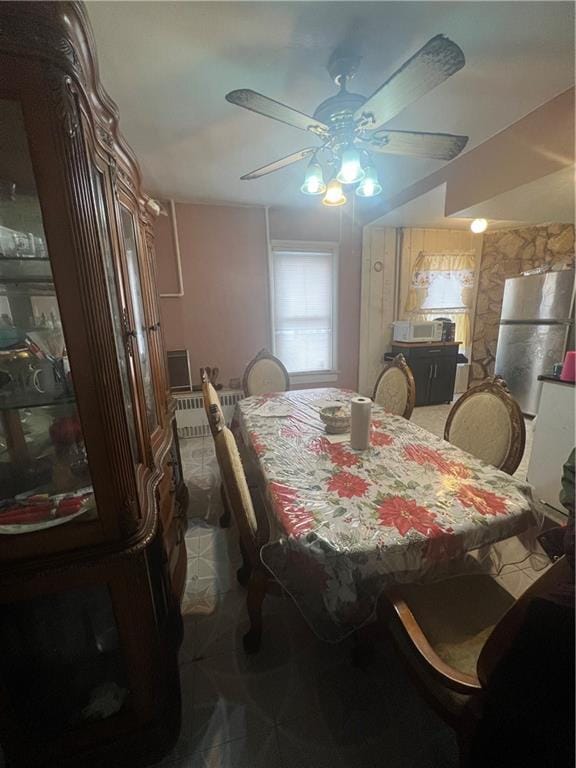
(242, 348), (290, 397)
(372, 352), (416, 419)
(444, 375), (526, 475)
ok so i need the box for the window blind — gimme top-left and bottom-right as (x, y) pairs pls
(271, 248), (335, 373)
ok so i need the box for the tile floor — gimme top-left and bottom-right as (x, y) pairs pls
(160, 402), (549, 768)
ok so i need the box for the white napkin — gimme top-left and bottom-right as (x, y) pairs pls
(325, 433), (350, 444)
(314, 399), (349, 410)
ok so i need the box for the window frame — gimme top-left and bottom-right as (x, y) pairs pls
(268, 240), (339, 379)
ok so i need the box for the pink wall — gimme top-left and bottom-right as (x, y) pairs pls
(154, 202), (362, 390)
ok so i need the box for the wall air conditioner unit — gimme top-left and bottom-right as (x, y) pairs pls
(167, 349), (192, 392)
(174, 389), (244, 438)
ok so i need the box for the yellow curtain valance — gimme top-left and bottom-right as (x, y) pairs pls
(405, 250), (476, 314)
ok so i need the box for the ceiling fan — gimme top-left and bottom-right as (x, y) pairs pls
(226, 34), (468, 205)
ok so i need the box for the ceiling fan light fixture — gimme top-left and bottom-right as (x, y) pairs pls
(470, 218), (488, 234)
(300, 162), (326, 195)
(336, 147), (365, 185)
(322, 178), (347, 207)
(355, 166), (382, 198)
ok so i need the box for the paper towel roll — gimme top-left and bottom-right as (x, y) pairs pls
(350, 396), (372, 450)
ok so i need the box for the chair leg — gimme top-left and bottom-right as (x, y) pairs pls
(219, 483), (231, 528)
(243, 568), (268, 654)
(236, 538), (252, 588)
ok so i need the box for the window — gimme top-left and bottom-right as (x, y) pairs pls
(269, 243), (338, 374)
(405, 250), (476, 356)
(420, 270), (471, 311)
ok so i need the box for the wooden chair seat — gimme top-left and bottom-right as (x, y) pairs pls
(390, 576), (514, 681)
(382, 557), (569, 753)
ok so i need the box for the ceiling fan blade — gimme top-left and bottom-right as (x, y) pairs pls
(240, 148), (317, 180)
(355, 35), (465, 130)
(226, 89), (329, 139)
(364, 129), (468, 160)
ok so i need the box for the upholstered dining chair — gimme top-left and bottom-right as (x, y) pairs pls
(444, 376), (525, 475)
(201, 367), (225, 438)
(208, 404), (273, 653)
(201, 368), (232, 529)
(242, 348), (290, 397)
(381, 556), (570, 760)
(373, 353), (416, 419)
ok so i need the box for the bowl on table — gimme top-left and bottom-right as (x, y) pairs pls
(319, 405), (351, 434)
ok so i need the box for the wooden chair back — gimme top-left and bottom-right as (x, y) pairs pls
(444, 376), (525, 474)
(477, 556), (571, 686)
(372, 353), (416, 419)
(210, 406), (261, 565)
(201, 367), (225, 437)
(242, 348), (290, 397)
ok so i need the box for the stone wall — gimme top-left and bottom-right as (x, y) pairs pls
(470, 224), (575, 384)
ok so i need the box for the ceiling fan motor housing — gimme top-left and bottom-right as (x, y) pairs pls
(313, 91), (367, 131)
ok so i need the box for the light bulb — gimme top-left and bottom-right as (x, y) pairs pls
(470, 218), (488, 234)
(336, 148), (365, 185)
(322, 179), (347, 207)
(355, 166), (382, 198)
(300, 162), (326, 196)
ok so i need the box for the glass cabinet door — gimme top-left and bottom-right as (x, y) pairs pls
(118, 206), (158, 434)
(89, 166), (139, 463)
(0, 99), (96, 535)
(0, 585), (129, 731)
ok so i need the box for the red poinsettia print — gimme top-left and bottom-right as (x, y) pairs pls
(309, 437), (359, 468)
(327, 471), (370, 499)
(249, 431), (267, 457)
(456, 484), (508, 517)
(377, 495), (444, 537)
(328, 444), (360, 468)
(280, 424), (301, 438)
(269, 482), (315, 536)
(269, 481), (300, 507)
(371, 430), (393, 447)
(403, 444), (471, 479)
(277, 506), (316, 536)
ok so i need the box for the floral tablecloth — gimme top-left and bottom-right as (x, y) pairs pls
(234, 388), (538, 641)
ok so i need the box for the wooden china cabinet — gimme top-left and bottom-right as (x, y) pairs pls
(0, 3), (188, 766)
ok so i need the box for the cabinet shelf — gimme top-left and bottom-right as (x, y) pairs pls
(0, 258), (53, 283)
(0, 392), (75, 411)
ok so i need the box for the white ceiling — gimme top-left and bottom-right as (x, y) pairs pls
(87, 1), (575, 209)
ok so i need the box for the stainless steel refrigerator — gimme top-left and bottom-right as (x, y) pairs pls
(494, 270), (574, 415)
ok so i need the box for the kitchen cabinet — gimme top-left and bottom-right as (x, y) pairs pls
(391, 342), (460, 406)
(0, 3), (188, 765)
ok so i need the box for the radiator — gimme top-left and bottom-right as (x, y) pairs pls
(174, 389), (244, 438)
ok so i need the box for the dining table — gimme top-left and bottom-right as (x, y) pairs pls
(233, 388), (540, 642)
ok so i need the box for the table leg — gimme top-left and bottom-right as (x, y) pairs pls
(243, 568), (268, 654)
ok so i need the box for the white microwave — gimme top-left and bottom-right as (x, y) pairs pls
(392, 320), (443, 343)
